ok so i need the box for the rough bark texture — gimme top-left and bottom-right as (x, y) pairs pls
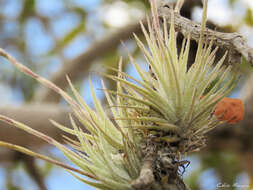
(131, 135), (191, 190)
(131, 145), (156, 190)
(158, 2), (253, 67)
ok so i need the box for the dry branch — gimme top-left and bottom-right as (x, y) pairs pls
(0, 104), (75, 147)
(158, 2), (253, 67)
(131, 137), (156, 190)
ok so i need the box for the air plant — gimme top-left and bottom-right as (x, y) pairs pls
(0, 0), (244, 189)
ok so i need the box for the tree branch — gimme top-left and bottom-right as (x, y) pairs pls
(131, 155), (155, 190)
(131, 137), (156, 190)
(158, 2), (253, 66)
(0, 104), (77, 148)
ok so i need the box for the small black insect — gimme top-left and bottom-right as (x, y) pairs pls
(172, 160), (190, 176)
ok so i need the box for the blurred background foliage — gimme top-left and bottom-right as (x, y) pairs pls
(0, 0), (252, 190)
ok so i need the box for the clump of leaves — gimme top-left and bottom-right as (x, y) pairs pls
(0, 0), (240, 189)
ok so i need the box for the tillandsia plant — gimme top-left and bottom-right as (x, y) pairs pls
(0, 0), (245, 190)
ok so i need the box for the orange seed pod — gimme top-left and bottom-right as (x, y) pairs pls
(213, 97), (244, 124)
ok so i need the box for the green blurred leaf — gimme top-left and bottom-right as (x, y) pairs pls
(239, 56), (253, 75)
(185, 169), (202, 190)
(61, 22), (86, 46)
(41, 162), (54, 177)
(201, 152), (242, 186)
(51, 22), (86, 54)
(229, 0), (236, 7)
(19, 0), (36, 22)
(245, 9), (253, 27)
(72, 7), (87, 19)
